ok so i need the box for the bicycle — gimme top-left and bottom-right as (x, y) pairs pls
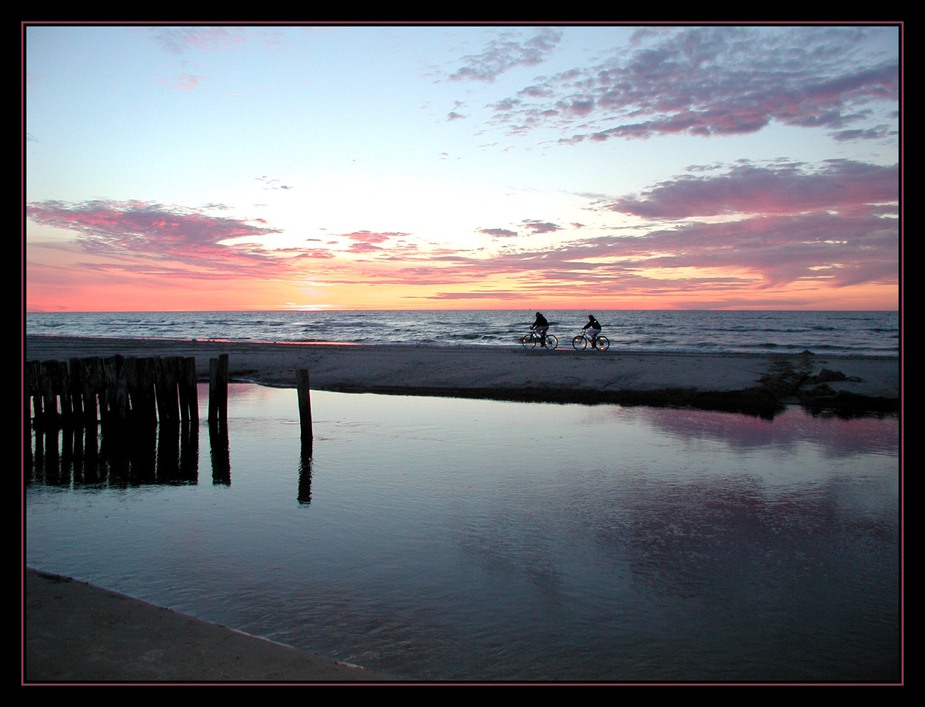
(521, 330), (559, 350)
(572, 331), (610, 351)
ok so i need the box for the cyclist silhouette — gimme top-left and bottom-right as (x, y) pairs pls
(531, 312), (550, 347)
(582, 314), (602, 347)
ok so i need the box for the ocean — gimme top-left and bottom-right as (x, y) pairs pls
(25, 310), (899, 358)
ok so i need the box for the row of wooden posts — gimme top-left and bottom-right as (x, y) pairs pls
(24, 353), (314, 441)
(25, 354), (221, 429)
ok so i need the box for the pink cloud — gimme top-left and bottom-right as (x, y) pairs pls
(28, 200), (279, 252)
(479, 227), (518, 238)
(24, 200), (333, 281)
(606, 160), (898, 219)
(522, 220), (561, 234)
(449, 28), (562, 83)
(26, 155), (899, 310)
(339, 230), (411, 254)
(485, 26), (897, 144)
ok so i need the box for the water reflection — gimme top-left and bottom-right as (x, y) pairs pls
(209, 419), (231, 485)
(641, 405), (899, 457)
(25, 386), (901, 682)
(298, 439), (313, 504)
(28, 414), (202, 487)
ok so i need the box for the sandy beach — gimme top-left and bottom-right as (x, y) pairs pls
(24, 568), (396, 684)
(25, 335), (899, 416)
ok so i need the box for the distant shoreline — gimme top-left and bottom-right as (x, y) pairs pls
(25, 334), (900, 419)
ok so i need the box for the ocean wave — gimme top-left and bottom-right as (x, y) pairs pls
(24, 310), (899, 358)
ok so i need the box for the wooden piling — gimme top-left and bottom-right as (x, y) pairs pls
(296, 369), (312, 441)
(39, 360), (71, 426)
(178, 356), (199, 424)
(123, 357), (156, 427)
(71, 356), (103, 427)
(68, 357), (85, 421)
(208, 354), (229, 427)
(57, 360), (74, 425)
(25, 360), (39, 467)
(101, 355), (128, 428)
(26, 353), (211, 486)
(38, 361), (55, 424)
(26, 354), (203, 430)
(25, 360), (42, 421)
(140, 357), (160, 425)
(155, 356), (181, 425)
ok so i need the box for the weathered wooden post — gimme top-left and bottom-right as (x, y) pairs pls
(208, 354), (229, 427)
(40, 360), (71, 426)
(296, 369), (313, 442)
(25, 360), (40, 467)
(123, 357), (156, 427)
(25, 360), (42, 421)
(38, 361), (55, 425)
(68, 357), (85, 422)
(296, 368), (313, 503)
(155, 357), (181, 425)
(141, 357), (160, 425)
(178, 356), (199, 424)
(72, 357), (103, 428)
(101, 355), (128, 429)
(72, 357), (102, 479)
(58, 360), (74, 426)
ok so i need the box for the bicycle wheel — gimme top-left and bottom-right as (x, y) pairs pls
(546, 334), (559, 350)
(595, 336), (610, 351)
(572, 335), (587, 351)
(521, 334), (536, 349)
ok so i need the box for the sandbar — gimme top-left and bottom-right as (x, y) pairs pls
(26, 334), (900, 417)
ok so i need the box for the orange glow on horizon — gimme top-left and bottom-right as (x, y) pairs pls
(25, 280), (898, 313)
(25, 229), (899, 313)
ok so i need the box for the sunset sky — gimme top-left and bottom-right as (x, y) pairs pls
(23, 23), (901, 312)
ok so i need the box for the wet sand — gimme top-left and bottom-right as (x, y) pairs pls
(24, 569), (396, 683)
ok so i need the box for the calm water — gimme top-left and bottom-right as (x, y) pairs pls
(25, 385), (901, 683)
(25, 310), (900, 358)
